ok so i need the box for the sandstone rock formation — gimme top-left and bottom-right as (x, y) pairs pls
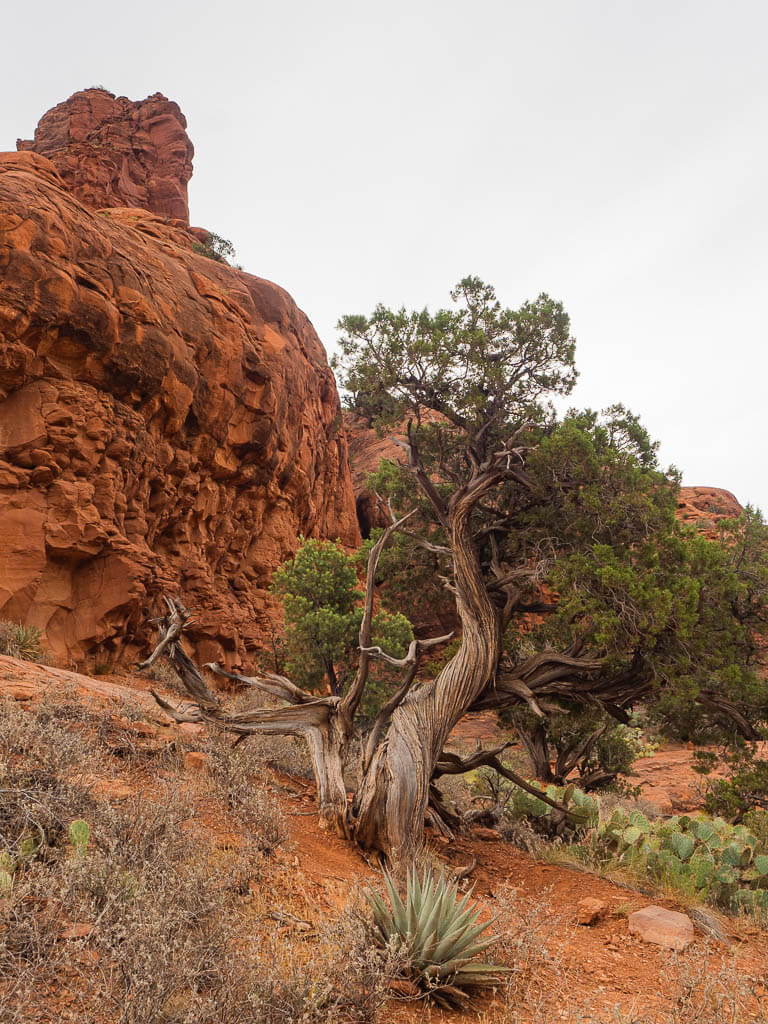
(677, 486), (743, 534)
(18, 89), (194, 223)
(0, 144), (359, 666)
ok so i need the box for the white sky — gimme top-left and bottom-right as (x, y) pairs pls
(3, 0), (767, 512)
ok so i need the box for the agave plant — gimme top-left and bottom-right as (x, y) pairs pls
(364, 867), (508, 1007)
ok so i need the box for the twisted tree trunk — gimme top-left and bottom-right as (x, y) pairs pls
(353, 491), (501, 859)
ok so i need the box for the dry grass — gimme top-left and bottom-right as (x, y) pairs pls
(0, 696), (398, 1023)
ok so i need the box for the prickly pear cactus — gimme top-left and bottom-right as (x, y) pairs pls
(68, 820), (90, 857)
(593, 805), (768, 911)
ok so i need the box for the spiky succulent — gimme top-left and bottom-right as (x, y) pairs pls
(364, 867), (508, 1007)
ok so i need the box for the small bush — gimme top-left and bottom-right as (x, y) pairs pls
(693, 743), (768, 822)
(205, 735), (287, 853)
(191, 231), (236, 264)
(0, 621), (47, 662)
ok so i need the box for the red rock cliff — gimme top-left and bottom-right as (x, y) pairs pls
(17, 89), (194, 223)
(0, 146), (359, 666)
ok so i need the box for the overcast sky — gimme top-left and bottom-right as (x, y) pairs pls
(4, 0), (767, 512)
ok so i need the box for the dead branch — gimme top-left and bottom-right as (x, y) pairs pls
(203, 662), (314, 704)
(359, 632), (453, 669)
(340, 507), (417, 721)
(433, 744), (573, 819)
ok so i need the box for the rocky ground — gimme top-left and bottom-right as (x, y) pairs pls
(1, 653), (765, 1023)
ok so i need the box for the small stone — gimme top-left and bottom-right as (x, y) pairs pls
(576, 897), (608, 926)
(183, 751), (208, 772)
(628, 905), (694, 951)
(472, 826), (501, 841)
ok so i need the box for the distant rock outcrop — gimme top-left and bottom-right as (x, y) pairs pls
(677, 486), (743, 534)
(0, 105), (359, 666)
(17, 89), (194, 223)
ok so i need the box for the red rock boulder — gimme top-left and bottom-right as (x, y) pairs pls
(0, 149), (359, 666)
(17, 89), (194, 223)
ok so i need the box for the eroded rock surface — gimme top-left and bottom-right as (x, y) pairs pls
(677, 486), (743, 534)
(17, 89), (194, 223)
(0, 148), (359, 665)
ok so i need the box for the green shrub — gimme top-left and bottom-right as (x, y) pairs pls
(693, 743), (768, 822)
(0, 621), (47, 662)
(503, 703), (658, 791)
(191, 231), (236, 264)
(364, 867), (508, 1008)
(473, 769), (600, 837)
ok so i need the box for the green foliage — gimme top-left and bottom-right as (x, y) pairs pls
(0, 621), (47, 662)
(335, 276), (577, 432)
(191, 231), (236, 264)
(334, 275), (768, 824)
(743, 809), (768, 845)
(590, 808), (768, 912)
(504, 703), (657, 791)
(270, 537), (413, 703)
(358, 516), (456, 632)
(68, 819), (90, 857)
(472, 769), (600, 836)
(693, 743), (768, 822)
(364, 867), (507, 1007)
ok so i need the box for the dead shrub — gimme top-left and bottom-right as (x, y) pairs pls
(204, 734), (287, 852)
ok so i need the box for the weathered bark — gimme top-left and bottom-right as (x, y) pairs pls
(140, 597), (351, 837)
(353, 488), (502, 860)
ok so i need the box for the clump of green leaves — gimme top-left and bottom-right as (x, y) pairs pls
(503, 703), (657, 792)
(473, 770), (600, 837)
(364, 867), (508, 1008)
(693, 743), (768, 822)
(0, 621), (47, 662)
(68, 820), (90, 857)
(191, 230), (236, 264)
(270, 537), (413, 705)
(591, 808), (768, 912)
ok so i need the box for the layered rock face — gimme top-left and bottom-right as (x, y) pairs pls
(17, 89), (194, 223)
(677, 486), (743, 534)
(0, 138), (358, 665)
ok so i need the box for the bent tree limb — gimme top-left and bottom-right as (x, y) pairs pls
(139, 596), (350, 836)
(137, 511), (423, 846)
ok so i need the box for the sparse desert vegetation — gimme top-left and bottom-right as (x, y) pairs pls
(1, 58), (767, 1024)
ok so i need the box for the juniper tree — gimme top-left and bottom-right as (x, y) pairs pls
(138, 277), (768, 858)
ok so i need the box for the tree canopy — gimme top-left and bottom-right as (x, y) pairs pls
(139, 276), (768, 858)
(335, 278), (768, 787)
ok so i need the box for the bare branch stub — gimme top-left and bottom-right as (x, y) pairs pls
(433, 744), (574, 821)
(204, 662), (314, 705)
(340, 507), (417, 722)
